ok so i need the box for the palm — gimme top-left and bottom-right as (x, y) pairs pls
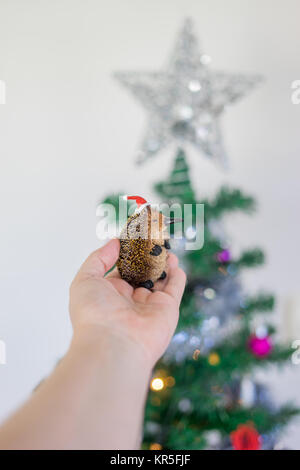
(103, 263), (183, 362)
(70, 241), (186, 364)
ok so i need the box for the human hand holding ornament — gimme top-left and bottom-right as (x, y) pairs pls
(70, 236), (186, 366)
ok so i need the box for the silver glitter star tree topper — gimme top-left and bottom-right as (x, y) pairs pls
(114, 18), (262, 167)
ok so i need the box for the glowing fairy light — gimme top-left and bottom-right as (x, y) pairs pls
(150, 443), (162, 450)
(165, 376), (175, 387)
(203, 288), (216, 300)
(208, 352), (220, 366)
(150, 378), (165, 391)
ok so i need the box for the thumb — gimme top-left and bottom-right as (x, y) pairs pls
(75, 239), (120, 281)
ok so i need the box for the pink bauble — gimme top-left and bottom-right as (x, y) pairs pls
(248, 335), (272, 357)
(217, 249), (231, 263)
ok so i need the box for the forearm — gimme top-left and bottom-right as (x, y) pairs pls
(0, 327), (152, 450)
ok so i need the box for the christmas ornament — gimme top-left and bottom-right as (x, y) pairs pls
(217, 249), (231, 263)
(115, 18), (261, 166)
(248, 334), (272, 357)
(230, 424), (261, 450)
(117, 196), (181, 288)
(208, 352), (220, 366)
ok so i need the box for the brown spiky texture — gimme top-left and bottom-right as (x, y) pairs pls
(117, 206), (170, 287)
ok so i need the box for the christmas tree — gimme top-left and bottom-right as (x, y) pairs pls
(143, 149), (298, 450)
(102, 20), (299, 449)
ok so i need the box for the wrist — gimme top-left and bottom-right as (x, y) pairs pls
(71, 324), (153, 373)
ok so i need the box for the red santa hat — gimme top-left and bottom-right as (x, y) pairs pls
(123, 195), (150, 213)
(126, 195), (148, 207)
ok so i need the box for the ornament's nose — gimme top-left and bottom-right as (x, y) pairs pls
(165, 217), (183, 225)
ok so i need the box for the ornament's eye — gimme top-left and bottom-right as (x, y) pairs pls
(136, 224), (140, 232)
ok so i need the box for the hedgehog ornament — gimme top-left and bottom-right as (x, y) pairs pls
(117, 196), (181, 289)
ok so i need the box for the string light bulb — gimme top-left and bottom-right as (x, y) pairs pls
(165, 376), (175, 387)
(150, 377), (165, 391)
(208, 352), (220, 366)
(150, 443), (162, 450)
(203, 288), (216, 300)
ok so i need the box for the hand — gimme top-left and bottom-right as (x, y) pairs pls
(69, 239), (186, 366)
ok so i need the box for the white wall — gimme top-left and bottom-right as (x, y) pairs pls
(0, 0), (300, 448)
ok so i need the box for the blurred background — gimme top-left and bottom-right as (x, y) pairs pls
(0, 0), (300, 448)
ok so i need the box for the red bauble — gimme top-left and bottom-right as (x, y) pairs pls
(230, 424), (261, 450)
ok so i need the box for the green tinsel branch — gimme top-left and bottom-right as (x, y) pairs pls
(235, 248), (265, 268)
(241, 294), (275, 315)
(203, 187), (256, 219)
